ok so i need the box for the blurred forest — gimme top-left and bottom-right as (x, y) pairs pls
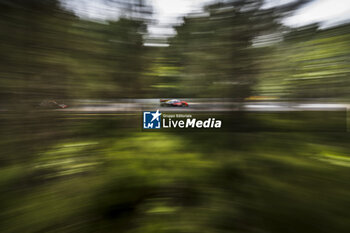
(0, 0), (349, 233)
(1, 0), (349, 103)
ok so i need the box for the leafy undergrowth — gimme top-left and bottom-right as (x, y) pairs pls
(1, 131), (350, 233)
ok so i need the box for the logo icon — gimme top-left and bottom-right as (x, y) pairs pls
(143, 110), (162, 129)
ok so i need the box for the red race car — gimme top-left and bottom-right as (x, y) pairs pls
(160, 99), (189, 107)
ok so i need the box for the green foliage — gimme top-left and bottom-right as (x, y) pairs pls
(257, 23), (350, 98)
(1, 1), (350, 232)
(1, 125), (350, 233)
(0, 0), (148, 104)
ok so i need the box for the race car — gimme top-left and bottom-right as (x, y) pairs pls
(160, 99), (189, 107)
